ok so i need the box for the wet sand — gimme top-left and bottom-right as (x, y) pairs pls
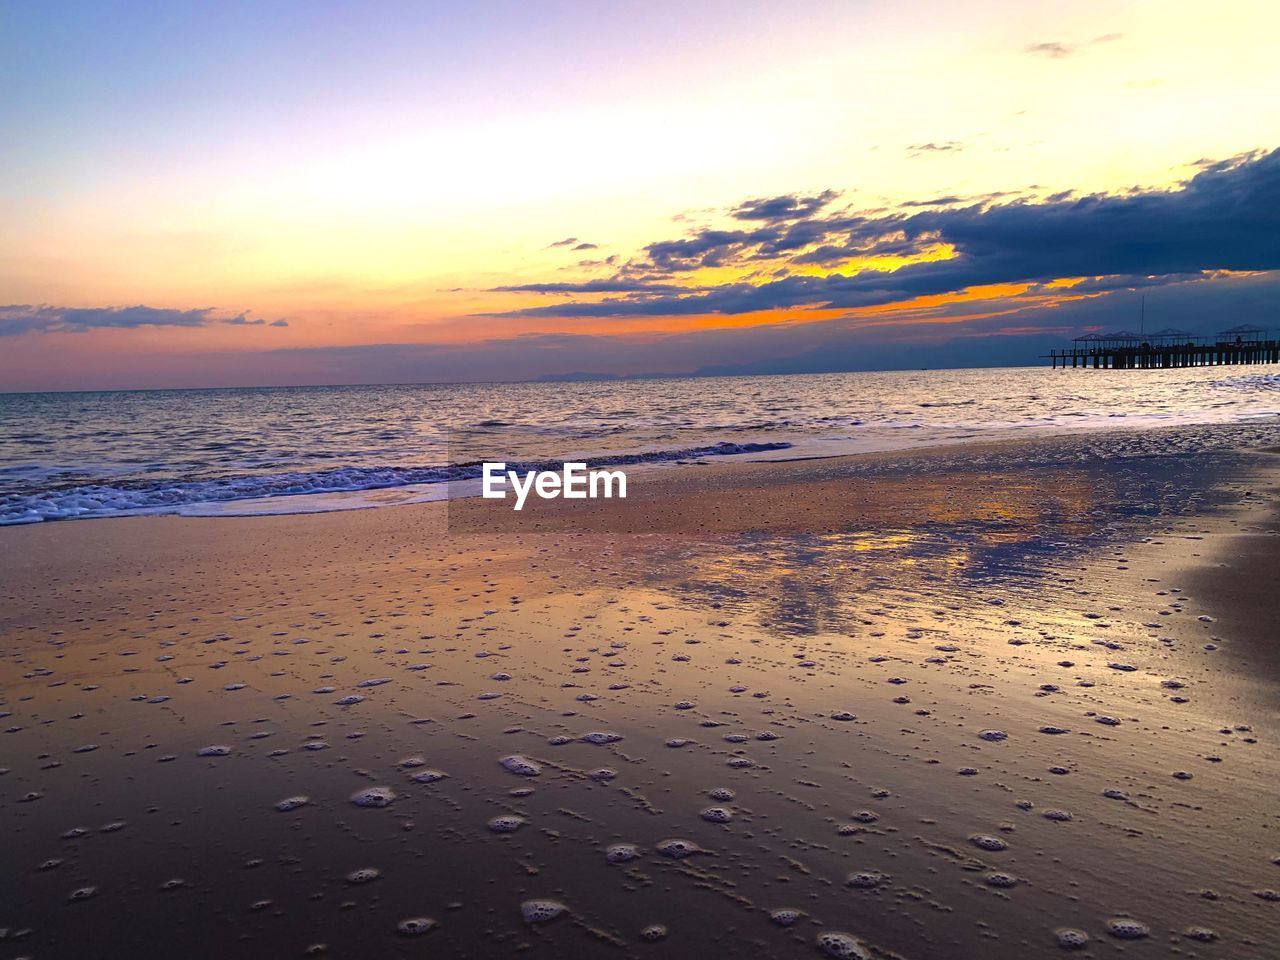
(2, 430), (1279, 959)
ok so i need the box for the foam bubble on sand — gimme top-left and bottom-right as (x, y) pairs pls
(580, 732), (624, 744)
(831, 711), (856, 721)
(349, 786), (396, 808)
(1043, 809), (1073, 821)
(196, 745), (231, 757)
(1054, 928), (1089, 949)
(588, 767), (617, 781)
(701, 807), (733, 823)
(500, 755), (542, 776)
(521, 899), (566, 924)
(1183, 926), (1218, 941)
(397, 917), (436, 936)
(487, 815), (525, 833)
(410, 769), (447, 783)
(275, 796), (309, 812)
(345, 867), (380, 884)
(1105, 918), (1150, 939)
(984, 872), (1019, 888)
(1102, 788), (1129, 800)
(727, 757), (755, 768)
(850, 810), (879, 823)
(846, 871), (887, 888)
(640, 924), (668, 941)
(656, 838), (704, 859)
(978, 730), (1008, 742)
(606, 843), (640, 863)
(334, 695), (364, 706)
(1040, 726), (1070, 735)
(666, 738), (694, 748)
(357, 678), (392, 687)
(770, 907), (803, 927)
(970, 835), (1008, 852)
(816, 931), (870, 959)
(68, 886), (98, 902)
(708, 787), (735, 801)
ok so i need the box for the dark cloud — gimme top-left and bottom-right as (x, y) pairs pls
(0, 304), (285, 336)
(572, 242), (598, 250)
(547, 237), (578, 247)
(730, 190), (840, 222)
(491, 148), (1280, 320)
(160, 271), (1279, 388)
(223, 314), (291, 327)
(900, 195), (965, 207)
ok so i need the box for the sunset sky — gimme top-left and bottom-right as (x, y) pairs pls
(2, 0), (1278, 390)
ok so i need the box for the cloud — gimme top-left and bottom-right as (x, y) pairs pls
(0, 304), (286, 336)
(1025, 41), (1073, 58)
(730, 190), (840, 222)
(907, 141), (965, 156)
(492, 279), (685, 295)
(1026, 33), (1123, 58)
(489, 147), (1280, 320)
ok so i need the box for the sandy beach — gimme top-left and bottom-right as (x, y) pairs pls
(2, 427), (1279, 960)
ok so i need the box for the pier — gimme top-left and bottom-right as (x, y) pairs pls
(1048, 324), (1279, 369)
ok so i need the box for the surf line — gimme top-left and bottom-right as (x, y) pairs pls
(482, 462), (627, 511)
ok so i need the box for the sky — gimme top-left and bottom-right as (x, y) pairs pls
(1, 0), (1278, 390)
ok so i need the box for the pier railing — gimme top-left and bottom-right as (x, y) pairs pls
(1047, 340), (1280, 369)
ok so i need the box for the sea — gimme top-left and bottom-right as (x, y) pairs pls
(2, 365), (1279, 524)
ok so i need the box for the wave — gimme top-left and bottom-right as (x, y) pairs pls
(0, 440), (793, 525)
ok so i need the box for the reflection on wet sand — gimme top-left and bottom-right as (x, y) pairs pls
(2, 432), (1278, 959)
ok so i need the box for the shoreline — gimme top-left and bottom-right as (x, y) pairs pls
(5, 412), (1280, 527)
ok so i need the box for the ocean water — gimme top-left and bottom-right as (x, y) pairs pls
(2, 365), (1279, 524)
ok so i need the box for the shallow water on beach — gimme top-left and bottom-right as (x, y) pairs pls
(2, 432), (1278, 959)
(4, 365), (1280, 523)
